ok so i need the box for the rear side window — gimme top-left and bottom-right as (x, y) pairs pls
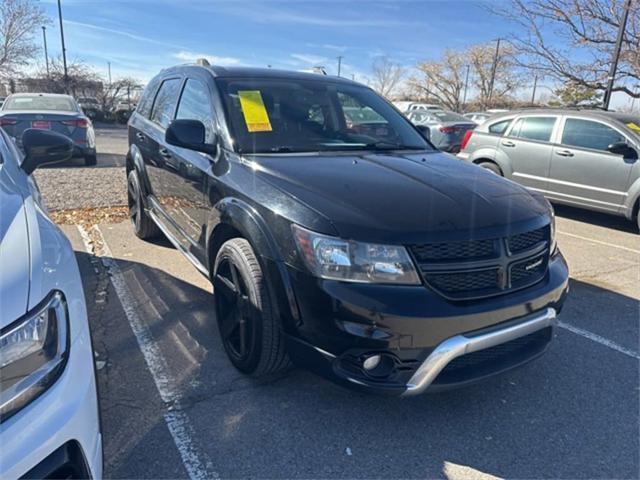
(510, 116), (556, 142)
(150, 78), (182, 129)
(488, 119), (511, 135)
(561, 118), (626, 152)
(136, 76), (161, 118)
(176, 79), (215, 142)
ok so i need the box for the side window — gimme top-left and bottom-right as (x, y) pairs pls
(136, 76), (161, 118)
(488, 119), (511, 135)
(176, 79), (215, 142)
(512, 116), (556, 142)
(150, 78), (182, 129)
(561, 118), (626, 152)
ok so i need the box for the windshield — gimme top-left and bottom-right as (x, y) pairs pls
(412, 110), (470, 124)
(216, 78), (432, 154)
(4, 95), (78, 112)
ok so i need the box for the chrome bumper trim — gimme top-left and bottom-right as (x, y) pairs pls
(402, 307), (556, 396)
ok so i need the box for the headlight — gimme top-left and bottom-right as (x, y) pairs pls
(292, 225), (421, 284)
(0, 291), (69, 422)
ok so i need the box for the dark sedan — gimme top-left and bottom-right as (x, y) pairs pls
(0, 93), (97, 166)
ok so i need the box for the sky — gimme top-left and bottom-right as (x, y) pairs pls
(35, 0), (635, 109)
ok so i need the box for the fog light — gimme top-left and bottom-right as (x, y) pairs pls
(363, 355), (381, 371)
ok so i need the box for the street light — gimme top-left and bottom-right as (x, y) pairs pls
(336, 56), (343, 77)
(57, 0), (69, 92)
(603, 0), (632, 110)
(41, 26), (50, 78)
(487, 38), (502, 107)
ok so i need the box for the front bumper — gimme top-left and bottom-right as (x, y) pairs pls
(283, 251), (569, 395)
(0, 326), (102, 479)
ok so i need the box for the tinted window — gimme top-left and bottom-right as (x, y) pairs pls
(561, 118), (626, 152)
(511, 117), (556, 142)
(4, 95), (77, 111)
(176, 79), (215, 142)
(216, 78), (431, 154)
(150, 78), (182, 129)
(136, 76), (162, 118)
(488, 119), (511, 135)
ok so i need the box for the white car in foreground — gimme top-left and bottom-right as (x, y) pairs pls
(0, 128), (102, 478)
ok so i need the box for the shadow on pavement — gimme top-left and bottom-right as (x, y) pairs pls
(74, 248), (639, 479)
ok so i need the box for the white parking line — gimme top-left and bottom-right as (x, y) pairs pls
(78, 225), (217, 480)
(557, 231), (640, 255)
(558, 322), (640, 360)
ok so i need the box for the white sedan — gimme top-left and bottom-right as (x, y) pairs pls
(0, 128), (102, 478)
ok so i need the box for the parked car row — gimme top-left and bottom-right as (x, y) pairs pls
(0, 93), (97, 166)
(406, 109), (477, 152)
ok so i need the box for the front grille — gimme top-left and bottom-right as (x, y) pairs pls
(410, 225), (550, 301)
(508, 227), (546, 253)
(411, 239), (496, 262)
(427, 268), (499, 293)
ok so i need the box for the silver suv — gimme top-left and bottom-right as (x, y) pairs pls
(457, 109), (640, 229)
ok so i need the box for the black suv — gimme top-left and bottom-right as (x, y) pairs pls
(126, 63), (569, 395)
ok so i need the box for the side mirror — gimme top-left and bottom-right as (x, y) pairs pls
(607, 141), (637, 158)
(416, 125), (431, 140)
(166, 119), (217, 156)
(21, 129), (74, 175)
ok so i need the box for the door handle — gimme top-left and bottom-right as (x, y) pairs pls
(556, 149), (574, 157)
(159, 148), (171, 158)
(501, 140), (516, 147)
(135, 132), (145, 141)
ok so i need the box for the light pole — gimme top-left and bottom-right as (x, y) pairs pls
(336, 56), (343, 77)
(41, 26), (50, 78)
(487, 38), (501, 107)
(603, 0), (632, 110)
(531, 74), (538, 106)
(462, 64), (470, 107)
(108, 61), (112, 84)
(57, 0), (69, 91)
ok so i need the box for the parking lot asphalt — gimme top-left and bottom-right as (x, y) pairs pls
(60, 204), (639, 478)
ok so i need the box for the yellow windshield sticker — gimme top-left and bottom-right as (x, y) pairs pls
(238, 90), (272, 132)
(627, 122), (640, 133)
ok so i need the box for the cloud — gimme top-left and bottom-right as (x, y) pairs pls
(290, 53), (328, 65)
(63, 19), (187, 50)
(171, 51), (241, 66)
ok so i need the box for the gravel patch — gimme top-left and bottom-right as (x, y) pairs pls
(35, 166), (127, 211)
(33, 126), (128, 211)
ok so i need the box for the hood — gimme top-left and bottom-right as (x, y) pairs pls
(0, 167), (30, 327)
(249, 151), (550, 244)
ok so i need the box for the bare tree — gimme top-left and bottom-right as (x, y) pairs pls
(0, 0), (49, 78)
(410, 43), (520, 111)
(467, 43), (521, 109)
(492, 0), (640, 99)
(410, 49), (466, 111)
(370, 56), (404, 98)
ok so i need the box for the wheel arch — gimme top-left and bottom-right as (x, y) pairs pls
(206, 198), (301, 324)
(473, 158), (504, 176)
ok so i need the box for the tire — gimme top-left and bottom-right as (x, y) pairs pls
(478, 161), (502, 176)
(127, 169), (161, 240)
(213, 238), (289, 376)
(84, 154), (97, 166)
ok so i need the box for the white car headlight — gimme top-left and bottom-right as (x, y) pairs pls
(0, 291), (68, 422)
(292, 225), (421, 285)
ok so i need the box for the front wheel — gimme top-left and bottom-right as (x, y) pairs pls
(213, 238), (289, 376)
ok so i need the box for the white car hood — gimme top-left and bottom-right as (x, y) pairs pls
(0, 167), (30, 328)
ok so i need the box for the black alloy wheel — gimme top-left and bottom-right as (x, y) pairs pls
(127, 169), (160, 239)
(213, 238), (289, 376)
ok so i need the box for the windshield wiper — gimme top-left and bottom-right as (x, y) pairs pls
(364, 141), (426, 151)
